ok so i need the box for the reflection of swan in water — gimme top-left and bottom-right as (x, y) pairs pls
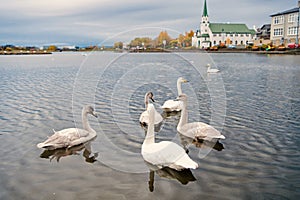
(139, 92), (163, 132)
(179, 133), (224, 153)
(141, 104), (198, 170)
(37, 105), (98, 150)
(176, 94), (225, 141)
(145, 161), (196, 192)
(162, 77), (188, 112)
(39, 141), (98, 163)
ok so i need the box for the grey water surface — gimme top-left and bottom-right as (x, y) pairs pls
(0, 52), (299, 199)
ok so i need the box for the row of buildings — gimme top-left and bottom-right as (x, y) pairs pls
(192, 0), (300, 48)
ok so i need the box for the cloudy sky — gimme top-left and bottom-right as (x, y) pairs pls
(0, 0), (298, 46)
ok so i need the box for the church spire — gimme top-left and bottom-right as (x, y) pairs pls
(202, 0), (208, 17)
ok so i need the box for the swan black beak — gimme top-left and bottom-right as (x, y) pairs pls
(92, 112), (98, 118)
(150, 97), (155, 102)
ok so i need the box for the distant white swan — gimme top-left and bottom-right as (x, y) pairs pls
(162, 77), (188, 112)
(142, 104), (198, 170)
(37, 105), (98, 150)
(139, 92), (163, 126)
(176, 94), (225, 141)
(207, 64), (220, 73)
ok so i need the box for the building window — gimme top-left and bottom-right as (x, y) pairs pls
(274, 28), (283, 36)
(240, 34), (244, 37)
(219, 41), (221, 44)
(213, 34), (217, 37)
(235, 34), (238, 37)
(213, 41), (216, 45)
(230, 34), (233, 37)
(288, 27), (298, 35)
(235, 41), (238, 45)
(274, 16), (284, 24)
(219, 34), (221, 36)
(241, 41), (244, 45)
(245, 34), (249, 37)
(288, 13), (298, 23)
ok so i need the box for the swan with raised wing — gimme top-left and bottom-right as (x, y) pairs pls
(176, 94), (225, 141)
(161, 77), (188, 112)
(139, 92), (163, 126)
(142, 104), (198, 171)
(37, 105), (98, 150)
(207, 64), (220, 73)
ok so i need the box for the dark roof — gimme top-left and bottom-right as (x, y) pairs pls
(209, 23), (254, 34)
(270, 7), (299, 17)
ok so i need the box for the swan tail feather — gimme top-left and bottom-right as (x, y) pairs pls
(173, 154), (199, 170)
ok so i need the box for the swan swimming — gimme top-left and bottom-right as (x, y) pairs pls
(206, 64), (220, 73)
(176, 94), (225, 141)
(161, 77), (188, 112)
(141, 104), (198, 170)
(139, 92), (163, 126)
(37, 105), (98, 150)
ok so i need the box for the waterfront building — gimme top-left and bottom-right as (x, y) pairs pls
(192, 0), (255, 49)
(270, 1), (300, 46)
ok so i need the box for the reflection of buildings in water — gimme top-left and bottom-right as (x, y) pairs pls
(39, 141), (98, 163)
(145, 161), (196, 192)
(179, 132), (224, 153)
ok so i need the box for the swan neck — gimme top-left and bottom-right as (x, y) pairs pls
(144, 94), (149, 110)
(177, 81), (182, 95)
(82, 111), (92, 132)
(143, 108), (155, 145)
(178, 103), (188, 127)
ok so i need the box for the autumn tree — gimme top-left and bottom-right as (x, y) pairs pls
(47, 45), (57, 52)
(155, 31), (172, 48)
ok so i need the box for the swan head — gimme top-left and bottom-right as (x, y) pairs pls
(145, 92), (155, 102)
(84, 105), (98, 118)
(206, 64), (211, 68)
(178, 77), (188, 83)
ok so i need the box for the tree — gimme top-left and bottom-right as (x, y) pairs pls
(155, 31), (172, 48)
(47, 45), (57, 52)
(114, 41), (123, 49)
(129, 37), (153, 48)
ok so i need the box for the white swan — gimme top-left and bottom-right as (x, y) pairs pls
(176, 94), (225, 141)
(162, 77), (188, 112)
(207, 64), (220, 73)
(37, 105), (98, 150)
(141, 104), (198, 170)
(139, 92), (163, 126)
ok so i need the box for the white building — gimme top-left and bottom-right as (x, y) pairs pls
(192, 0), (255, 49)
(270, 1), (300, 46)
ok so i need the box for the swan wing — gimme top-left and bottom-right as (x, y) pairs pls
(154, 110), (163, 124)
(139, 111), (149, 124)
(142, 141), (198, 170)
(162, 100), (182, 111)
(180, 122), (225, 140)
(37, 128), (91, 149)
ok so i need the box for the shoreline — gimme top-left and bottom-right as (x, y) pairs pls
(1, 49), (299, 55)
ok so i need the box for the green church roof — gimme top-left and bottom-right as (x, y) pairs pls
(209, 23), (254, 34)
(203, 0), (208, 17)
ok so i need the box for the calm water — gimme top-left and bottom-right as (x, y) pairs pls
(0, 52), (299, 199)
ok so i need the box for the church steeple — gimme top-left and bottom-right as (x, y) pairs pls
(202, 0), (208, 17)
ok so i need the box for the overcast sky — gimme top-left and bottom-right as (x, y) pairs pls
(0, 0), (298, 46)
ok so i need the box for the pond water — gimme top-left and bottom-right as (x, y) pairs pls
(0, 52), (299, 199)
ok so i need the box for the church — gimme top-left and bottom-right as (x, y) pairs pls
(192, 0), (256, 49)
